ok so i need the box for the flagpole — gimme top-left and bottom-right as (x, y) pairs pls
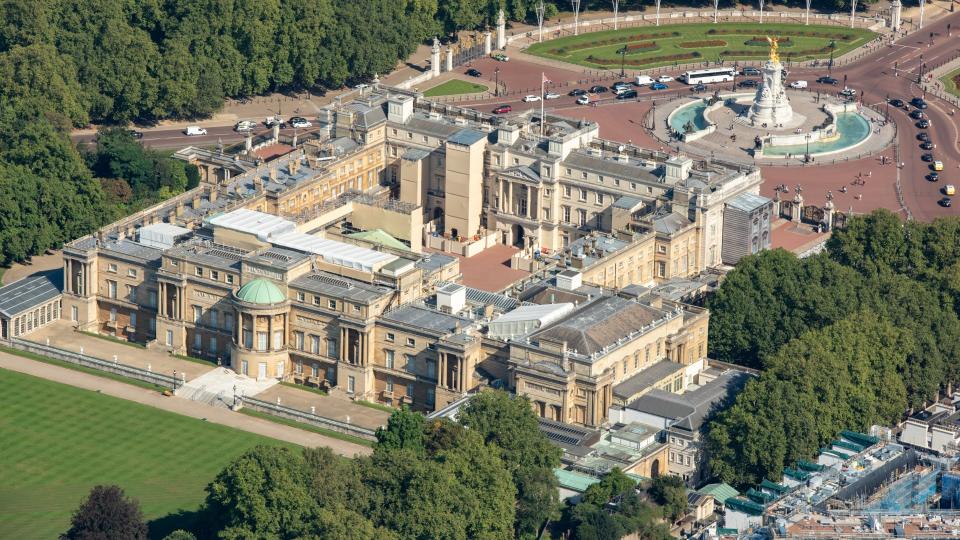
(540, 73), (545, 137)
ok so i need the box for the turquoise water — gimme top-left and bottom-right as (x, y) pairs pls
(763, 112), (871, 156)
(669, 101), (710, 134)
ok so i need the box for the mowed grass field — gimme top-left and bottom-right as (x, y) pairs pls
(526, 23), (875, 70)
(942, 67), (960, 98)
(423, 78), (489, 97)
(0, 368), (297, 539)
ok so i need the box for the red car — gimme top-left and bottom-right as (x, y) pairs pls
(492, 104), (512, 114)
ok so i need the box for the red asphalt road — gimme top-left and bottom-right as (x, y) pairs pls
(461, 15), (960, 222)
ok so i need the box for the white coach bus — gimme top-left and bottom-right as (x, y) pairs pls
(679, 67), (737, 85)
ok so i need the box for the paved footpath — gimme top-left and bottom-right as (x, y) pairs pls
(0, 352), (371, 457)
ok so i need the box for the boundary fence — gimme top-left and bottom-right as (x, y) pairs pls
(8, 338), (177, 388)
(239, 396), (378, 442)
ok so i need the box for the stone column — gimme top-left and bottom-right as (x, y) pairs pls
(445, 47), (453, 72)
(890, 0), (901, 30)
(792, 194), (804, 222)
(267, 315), (273, 351)
(484, 32), (492, 54)
(459, 357), (466, 391)
(431, 38), (441, 76)
(438, 353), (446, 387)
(496, 9), (506, 50)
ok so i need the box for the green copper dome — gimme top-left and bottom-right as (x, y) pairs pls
(235, 278), (286, 304)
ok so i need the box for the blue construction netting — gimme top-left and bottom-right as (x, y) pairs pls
(864, 466), (940, 512)
(941, 472), (960, 509)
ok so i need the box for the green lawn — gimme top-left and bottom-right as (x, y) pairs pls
(423, 78), (489, 97)
(526, 23), (876, 70)
(942, 67), (960, 98)
(0, 368), (297, 540)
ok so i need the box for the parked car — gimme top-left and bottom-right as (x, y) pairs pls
(492, 53), (509, 62)
(588, 85), (608, 93)
(650, 82), (668, 90)
(928, 172), (940, 182)
(917, 119), (930, 129)
(569, 88), (587, 96)
(264, 115), (284, 127)
(492, 104), (512, 114)
(692, 83), (707, 92)
(290, 117), (312, 128)
(921, 141), (934, 150)
(616, 90), (638, 99)
(185, 126), (207, 136)
(816, 76), (839, 85)
(743, 67), (762, 76)
(889, 98), (904, 107)
(789, 80), (808, 89)
(612, 81), (631, 90)
(235, 120), (256, 132)
(466, 68), (481, 77)
(934, 161), (945, 171)
(944, 183), (955, 195)
(940, 197), (953, 207)
(544, 92), (561, 100)
(522, 95), (541, 102)
(128, 129), (143, 139)
(657, 75), (674, 82)
(576, 95), (590, 105)
(738, 79), (758, 88)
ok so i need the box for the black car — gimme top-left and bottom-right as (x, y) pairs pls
(466, 68), (481, 77)
(911, 97), (928, 109)
(918, 132), (930, 141)
(940, 197), (952, 207)
(889, 98), (904, 107)
(910, 110), (925, 120)
(742, 67), (761, 76)
(922, 153), (935, 162)
(569, 88), (586, 96)
(616, 90), (638, 99)
(928, 172), (940, 182)
(128, 129), (143, 139)
(588, 85), (608, 93)
(738, 79), (758, 88)
(917, 119), (930, 129)
(692, 83), (707, 92)
(921, 141), (934, 150)
(817, 76), (839, 85)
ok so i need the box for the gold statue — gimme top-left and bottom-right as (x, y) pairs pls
(767, 36), (780, 64)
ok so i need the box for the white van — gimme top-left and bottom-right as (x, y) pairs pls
(789, 80), (808, 89)
(185, 126), (207, 136)
(635, 75), (655, 86)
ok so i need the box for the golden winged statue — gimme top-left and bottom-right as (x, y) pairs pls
(767, 36), (779, 64)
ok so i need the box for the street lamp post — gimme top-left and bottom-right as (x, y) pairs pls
(618, 46), (627, 78)
(805, 133), (811, 162)
(917, 54), (924, 83)
(494, 67), (500, 96)
(173, 369), (177, 392)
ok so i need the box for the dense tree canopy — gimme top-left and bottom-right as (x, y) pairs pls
(706, 210), (960, 487)
(560, 469), (672, 540)
(61, 485), (148, 540)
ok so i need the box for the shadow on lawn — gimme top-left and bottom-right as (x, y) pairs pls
(148, 508), (204, 539)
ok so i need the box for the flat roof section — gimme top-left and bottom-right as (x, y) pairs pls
(207, 209), (297, 241)
(612, 359), (686, 401)
(271, 231), (398, 273)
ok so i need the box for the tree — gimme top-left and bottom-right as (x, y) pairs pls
(61, 485), (147, 540)
(375, 406), (426, 455)
(202, 446), (321, 539)
(648, 475), (687, 522)
(161, 531), (196, 540)
(458, 390), (562, 537)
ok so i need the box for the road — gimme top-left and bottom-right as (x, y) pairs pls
(72, 123), (324, 151)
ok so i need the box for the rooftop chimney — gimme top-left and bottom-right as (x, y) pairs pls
(436, 283), (467, 314)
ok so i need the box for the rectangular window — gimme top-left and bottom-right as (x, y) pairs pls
(386, 379), (394, 393)
(578, 209), (586, 226)
(426, 360), (436, 379)
(226, 274), (235, 285)
(166, 329), (173, 346)
(210, 310), (218, 328)
(347, 376), (356, 393)
(563, 206), (571, 223)
(130, 312), (137, 329)
(405, 354), (416, 372)
(273, 330), (283, 351)
(406, 337), (416, 347)
(127, 268), (137, 278)
(149, 317), (156, 332)
(543, 208), (550, 220)
(328, 299), (337, 310)
(107, 280), (117, 299)
(386, 332), (395, 342)
(109, 308), (117, 322)
(426, 388), (435, 407)
(578, 188), (587, 201)
(312, 364), (320, 378)
(327, 339), (338, 358)
(385, 349), (395, 369)
(296, 291), (305, 302)
(295, 331), (304, 350)
(193, 306), (202, 323)
(194, 333), (202, 350)
(595, 192), (603, 204)
(108, 263), (117, 273)
(564, 185), (572, 198)
(313, 296), (321, 306)
(225, 313), (233, 332)
(148, 290), (157, 307)
(126, 285), (136, 302)
(195, 267), (203, 277)
(407, 383), (415, 397)
(311, 335), (320, 354)
(256, 331), (268, 351)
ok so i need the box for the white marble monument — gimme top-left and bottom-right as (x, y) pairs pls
(749, 37), (794, 127)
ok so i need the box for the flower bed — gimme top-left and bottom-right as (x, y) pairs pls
(744, 36), (793, 47)
(624, 41), (658, 52)
(708, 28), (855, 40)
(677, 39), (727, 48)
(586, 51), (700, 66)
(548, 31), (680, 55)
